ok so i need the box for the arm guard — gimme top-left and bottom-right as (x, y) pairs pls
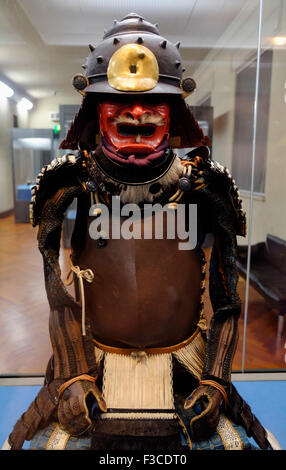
(183, 153), (271, 449)
(9, 153), (101, 448)
(188, 156), (245, 386)
(32, 152), (97, 380)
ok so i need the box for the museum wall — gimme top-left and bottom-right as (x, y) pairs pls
(0, 97), (29, 214)
(28, 92), (81, 129)
(0, 91), (80, 215)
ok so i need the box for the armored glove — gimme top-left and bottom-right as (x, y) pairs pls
(184, 381), (227, 441)
(57, 375), (107, 436)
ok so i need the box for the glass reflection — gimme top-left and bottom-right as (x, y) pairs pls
(0, 1), (285, 374)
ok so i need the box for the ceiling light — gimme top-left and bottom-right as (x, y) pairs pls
(0, 80), (14, 98)
(18, 97), (33, 111)
(272, 36), (286, 46)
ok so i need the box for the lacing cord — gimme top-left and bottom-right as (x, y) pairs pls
(65, 260), (94, 336)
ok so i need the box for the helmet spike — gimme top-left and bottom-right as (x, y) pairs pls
(160, 40), (167, 49)
(137, 37), (144, 44)
(175, 41), (180, 49)
(113, 37), (120, 45)
(89, 44), (95, 52)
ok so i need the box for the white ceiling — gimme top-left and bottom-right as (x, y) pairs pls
(0, 0), (262, 101)
(19, 0), (245, 46)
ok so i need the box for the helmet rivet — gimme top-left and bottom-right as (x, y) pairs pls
(178, 177), (192, 192)
(181, 77), (196, 93)
(160, 40), (167, 49)
(113, 38), (120, 45)
(137, 37), (144, 44)
(97, 56), (104, 64)
(86, 180), (98, 192)
(72, 74), (89, 91)
(175, 61), (181, 68)
(138, 17), (143, 22)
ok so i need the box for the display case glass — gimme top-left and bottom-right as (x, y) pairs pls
(1, 0), (285, 375)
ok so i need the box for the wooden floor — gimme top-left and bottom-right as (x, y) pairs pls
(0, 215), (285, 375)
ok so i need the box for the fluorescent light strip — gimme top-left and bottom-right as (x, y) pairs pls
(0, 80), (14, 98)
(18, 97), (33, 111)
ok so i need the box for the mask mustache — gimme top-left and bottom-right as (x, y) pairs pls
(114, 113), (166, 126)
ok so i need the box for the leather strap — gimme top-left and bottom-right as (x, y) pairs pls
(58, 374), (97, 400)
(92, 328), (200, 355)
(199, 379), (228, 409)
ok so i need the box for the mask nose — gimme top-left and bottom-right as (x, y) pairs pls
(131, 105), (144, 120)
(125, 105), (150, 121)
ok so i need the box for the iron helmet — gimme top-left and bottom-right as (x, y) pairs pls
(72, 12), (196, 98)
(61, 13), (208, 151)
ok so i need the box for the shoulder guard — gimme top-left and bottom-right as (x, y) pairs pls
(30, 152), (86, 227)
(207, 159), (246, 237)
(183, 147), (246, 237)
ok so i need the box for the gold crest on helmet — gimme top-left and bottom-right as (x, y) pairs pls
(107, 44), (159, 92)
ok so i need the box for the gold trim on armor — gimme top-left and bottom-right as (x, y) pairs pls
(216, 415), (244, 450)
(46, 424), (70, 450)
(176, 415), (193, 450)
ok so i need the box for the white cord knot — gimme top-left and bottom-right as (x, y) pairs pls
(65, 262), (95, 336)
(130, 351), (148, 364)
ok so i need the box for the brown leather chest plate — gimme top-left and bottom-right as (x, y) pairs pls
(73, 208), (202, 349)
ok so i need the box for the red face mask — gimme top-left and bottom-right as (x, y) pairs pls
(98, 101), (170, 156)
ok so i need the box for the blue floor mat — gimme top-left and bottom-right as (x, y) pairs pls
(0, 385), (41, 450)
(0, 381), (285, 450)
(233, 380), (286, 450)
